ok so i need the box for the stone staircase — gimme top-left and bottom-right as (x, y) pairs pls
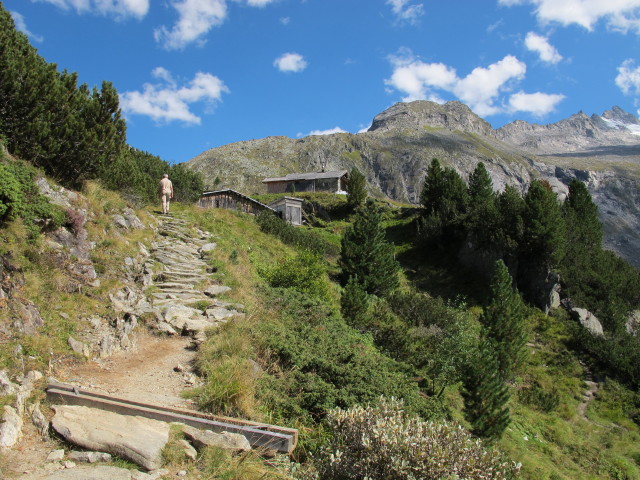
(147, 215), (244, 345)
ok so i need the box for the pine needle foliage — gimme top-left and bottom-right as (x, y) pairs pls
(339, 200), (399, 297)
(481, 260), (528, 381)
(346, 167), (366, 210)
(461, 339), (511, 442)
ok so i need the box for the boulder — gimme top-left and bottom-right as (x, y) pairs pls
(69, 450), (113, 463)
(198, 243), (217, 255)
(203, 285), (231, 297)
(0, 370), (16, 396)
(0, 405), (23, 448)
(626, 310), (640, 336)
(162, 305), (202, 330)
(181, 425), (251, 453)
(571, 307), (604, 336)
(51, 405), (170, 471)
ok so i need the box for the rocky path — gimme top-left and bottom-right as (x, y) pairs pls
(3, 214), (247, 479)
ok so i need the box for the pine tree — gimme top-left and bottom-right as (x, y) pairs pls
(563, 179), (602, 251)
(341, 275), (370, 327)
(346, 167), (367, 210)
(522, 180), (565, 268)
(467, 162), (498, 247)
(420, 158), (444, 215)
(339, 200), (399, 297)
(462, 339), (511, 441)
(496, 185), (525, 256)
(481, 260), (528, 381)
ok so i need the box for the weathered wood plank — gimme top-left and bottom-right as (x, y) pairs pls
(46, 382), (297, 453)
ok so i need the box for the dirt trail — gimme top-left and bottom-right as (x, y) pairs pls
(57, 330), (198, 409)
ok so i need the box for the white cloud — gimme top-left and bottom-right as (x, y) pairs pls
(32, 0), (149, 18)
(386, 52), (531, 116)
(120, 68), (229, 125)
(155, 0), (276, 50)
(616, 59), (640, 96)
(154, 0), (227, 50)
(386, 0), (424, 24)
(244, 0), (276, 6)
(508, 91), (565, 116)
(308, 127), (347, 136)
(280, 16), (290, 25)
(10, 11), (44, 42)
(274, 52), (308, 72)
(524, 32), (563, 64)
(498, 0), (640, 33)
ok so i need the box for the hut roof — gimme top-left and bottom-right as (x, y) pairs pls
(262, 170), (348, 183)
(200, 189), (275, 212)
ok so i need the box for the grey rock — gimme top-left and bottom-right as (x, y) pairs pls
(199, 243), (217, 254)
(0, 370), (16, 396)
(203, 285), (231, 297)
(571, 308), (604, 336)
(205, 307), (242, 321)
(131, 469), (170, 480)
(162, 305), (202, 330)
(69, 450), (113, 463)
(51, 405), (170, 471)
(179, 439), (198, 460)
(30, 402), (49, 437)
(155, 322), (178, 335)
(181, 425), (251, 453)
(68, 337), (90, 358)
(47, 449), (65, 462)
(0, 405), (23, 447)
(124, 208), (145, 229)
(113, 215), (129, 229)
(627, 310), (640, 336)
(62, 461), (76, 469)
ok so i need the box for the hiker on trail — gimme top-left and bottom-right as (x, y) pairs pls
(159, 174), (174, 215)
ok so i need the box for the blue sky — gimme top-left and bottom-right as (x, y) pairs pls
(5, 0), (640, 164)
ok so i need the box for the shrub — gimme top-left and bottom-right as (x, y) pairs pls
(309, 397), (520, 480)
(258, 251), (330, 300)
(255, 210), (329, 255)
(518, 380), (560, 413)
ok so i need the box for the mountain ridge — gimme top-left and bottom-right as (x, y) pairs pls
(185, 101), (640, 267)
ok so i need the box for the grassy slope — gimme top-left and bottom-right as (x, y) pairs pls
(1, 183), (639, 479)
(178, 197), (640, 480)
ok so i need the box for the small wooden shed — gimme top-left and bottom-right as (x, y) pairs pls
(268, 197), (304, 226)
(198, 189), (275, 216)
(262, 170), (348, 194)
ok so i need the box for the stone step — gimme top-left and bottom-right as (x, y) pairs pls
(156, 282), (196, 290)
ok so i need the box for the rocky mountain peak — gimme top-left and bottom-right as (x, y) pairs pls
(368, 100), (494, 136)
(602, 105), (639, 125)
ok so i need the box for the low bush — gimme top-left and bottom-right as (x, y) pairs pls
(0, 157), (65, 238)
(255, 289), (442, 424)
(306, 397), (520, 480)
(258, 251), (330, 300)
(255, 210), (329, 255)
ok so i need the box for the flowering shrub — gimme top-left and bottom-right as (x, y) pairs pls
(312, 397), (520, 480)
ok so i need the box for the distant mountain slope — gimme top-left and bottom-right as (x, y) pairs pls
(185, 101), (640, 267)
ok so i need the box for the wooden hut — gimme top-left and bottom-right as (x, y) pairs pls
(198, 189), (275, 216)
(268, 197), (304, 226)
(262, 170), (348, 194)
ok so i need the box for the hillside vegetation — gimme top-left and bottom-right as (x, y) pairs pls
(1, 1), (640, 477)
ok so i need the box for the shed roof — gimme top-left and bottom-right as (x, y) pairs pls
(200, 189), (275, 211)
(262, 170), (348, 183)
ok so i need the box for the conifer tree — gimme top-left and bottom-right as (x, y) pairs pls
(467, 162), (498, 247)
(461, 339), (511, 441)
(341, 275), (370, 327)
(346, 167), (367, 210)
(339, 200), (399, 297)
(563, 179), (602, 251)
(420, 158), (444, 215)
(496, 185), (525, 256)
(481, 260), (528, 381)
(522, 180), (565, 268)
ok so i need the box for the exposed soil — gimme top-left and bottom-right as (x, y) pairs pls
(57, 329), (199, 409)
